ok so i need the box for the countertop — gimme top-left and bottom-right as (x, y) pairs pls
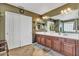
(36, 32), (79, 40)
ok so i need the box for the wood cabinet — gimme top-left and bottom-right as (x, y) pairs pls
(75, 40), (79, 56)
(59, 38), (64, 54)
(35, 34), (79, 56)
(63, 42), (75, 56)
(40, 35), (45, 45)
(36, 34), (45, 45)
(45, 36), (52, 48)
(59, 38), (76, 56)
(36, 34), (41, 44)
(53, 37), (61, 52)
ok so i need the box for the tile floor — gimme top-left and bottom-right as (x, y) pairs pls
(0, 43), (64, 56)
(33, 43), (64, 56)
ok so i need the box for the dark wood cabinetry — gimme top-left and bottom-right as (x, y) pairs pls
(35, 34), (79, 56)
(75, 40), (79, 56)
(36, 34), (41, 44)
(53, 38), (61, 52)
(59, 38), (64, 54)
(36, 34), (46, 45)
(40, 35), (45, 45)
(45, 36), (52, 48)
(63, 42), (75, 56)
(63, 39), (76, 56)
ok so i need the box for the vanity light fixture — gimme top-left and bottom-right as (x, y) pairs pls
(42, 16), (49, 19)
(67, 8), (72, 11)
(64, 9), (68, 14)
(61, 8), (72, 14)
(36, 18), (41, 22)
(61, 10), (64, 14)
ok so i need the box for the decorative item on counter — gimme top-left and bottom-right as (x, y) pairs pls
(49, 23), (54, 31)
(60, 27), (63, 32)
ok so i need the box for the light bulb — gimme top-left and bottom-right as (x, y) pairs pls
(36, 18), (40, 22)
(42, 16), (49, 19)
(61, 10), (64, 14)
(67, 8), (71, 11)
(64, 9), (68, 14)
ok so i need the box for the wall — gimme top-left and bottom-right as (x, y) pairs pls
(0, 16), (5, 40)
(0, 3), (41, 40)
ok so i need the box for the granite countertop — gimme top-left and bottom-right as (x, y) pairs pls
(36, 32), (79, 40)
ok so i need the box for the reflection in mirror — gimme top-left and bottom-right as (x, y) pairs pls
(63, 21), (76, 32)
(47, 21), (54, 32)
(77, 19), (79, 31)
(51, 9), (79, 33)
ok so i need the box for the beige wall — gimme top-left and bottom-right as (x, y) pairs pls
(0, 16), (5, 40)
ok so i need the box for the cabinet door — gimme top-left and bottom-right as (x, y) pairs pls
(59, 38), (65, 54)
(63, 42), (75, 56)
(51, 36), (55, 49)
(36, 35), (41, 44)
(46, 37), (51, 48)
(53, 38), (61, 52)
(75, 40), (79, 56)
(40, 36), (45, 45)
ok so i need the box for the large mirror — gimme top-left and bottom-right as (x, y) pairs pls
(51, 9), (79, 33)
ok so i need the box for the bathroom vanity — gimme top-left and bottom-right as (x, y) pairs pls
(35, 32), (79, 56)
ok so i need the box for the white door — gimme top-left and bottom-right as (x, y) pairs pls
(5, 12), (15, 49)
(5, 12), (21, 49)
(20, 15), (32, 46)
(5, 12), (32, 49)
(13, 13), (21, 48)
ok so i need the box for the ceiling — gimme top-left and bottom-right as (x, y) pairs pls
(9, 3), (66, 15)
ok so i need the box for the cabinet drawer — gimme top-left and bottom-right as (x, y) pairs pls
(63, 42), (75, 56)
(64, 39), (75, 44)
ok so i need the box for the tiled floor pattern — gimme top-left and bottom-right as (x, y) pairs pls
(33, 43), (64, 56)
(0, 43), (64, 56)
